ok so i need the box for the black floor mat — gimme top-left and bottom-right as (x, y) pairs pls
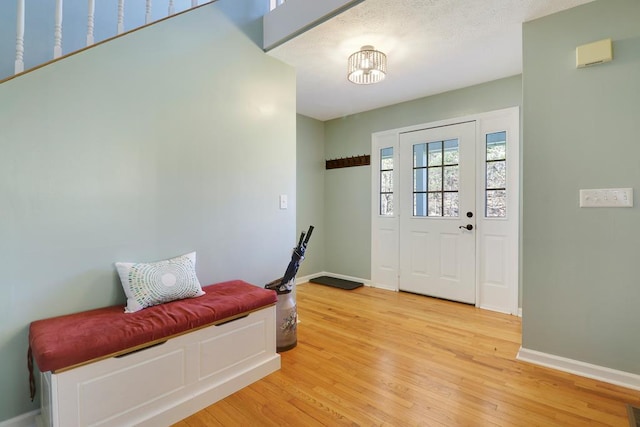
(309, 276), (363, 290)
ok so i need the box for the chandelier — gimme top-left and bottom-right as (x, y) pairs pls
(347, 45), (387, 85)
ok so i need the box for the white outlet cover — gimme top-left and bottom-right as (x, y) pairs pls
(579, 188), (633, 208)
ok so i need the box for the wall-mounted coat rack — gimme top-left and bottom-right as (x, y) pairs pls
(325, 154), (370, 170)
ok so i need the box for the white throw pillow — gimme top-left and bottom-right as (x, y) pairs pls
(116, 252), (205, 313)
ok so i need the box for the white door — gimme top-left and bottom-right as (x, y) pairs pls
(398, 122), (476, 303)
(371, 108), (519, 314)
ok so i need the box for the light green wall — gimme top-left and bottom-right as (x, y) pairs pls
(296, 114), (325, 277)
(522, 0), (640, 373)
(0, 0), (296, 422)
(322, 76), (522, 279)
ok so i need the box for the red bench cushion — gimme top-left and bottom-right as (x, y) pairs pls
(29, 280), (276, 373)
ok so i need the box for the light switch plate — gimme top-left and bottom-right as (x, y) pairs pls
(579, 188), (633, 207)
(279, 194), (288, 209)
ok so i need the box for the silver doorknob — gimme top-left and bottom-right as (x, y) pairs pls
(459, 224), (473, 231)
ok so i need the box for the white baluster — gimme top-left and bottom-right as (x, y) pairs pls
(145, 0), (152, 24)
(53, 0), (63, 58)
(117, 0), (125, 34)
(191, 0), (198, 7)
(15, 0), (25, 74)
(86, 0), (95, 46)
(168, 0), (175, 16)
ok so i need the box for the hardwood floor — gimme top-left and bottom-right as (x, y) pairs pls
(174, 283), (639, 426)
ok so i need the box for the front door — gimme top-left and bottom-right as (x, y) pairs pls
(398, 122), (476, 303)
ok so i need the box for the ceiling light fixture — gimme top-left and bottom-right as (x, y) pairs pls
(347, 45), (387, 85)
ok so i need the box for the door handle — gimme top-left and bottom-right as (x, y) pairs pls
(459, 224), (473, 231)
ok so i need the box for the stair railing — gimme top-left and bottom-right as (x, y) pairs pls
(10, 0), (214, 78)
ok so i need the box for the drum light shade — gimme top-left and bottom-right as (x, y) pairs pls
(347, 45), (387, 84)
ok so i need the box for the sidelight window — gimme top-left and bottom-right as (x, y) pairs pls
(380, 147), (394, 215)
(485, 131), (507, 218)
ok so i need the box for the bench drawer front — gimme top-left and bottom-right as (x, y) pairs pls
(44, 306), (279, 426)
(201, 319), (268, 378)
(79, 350), (187, 425)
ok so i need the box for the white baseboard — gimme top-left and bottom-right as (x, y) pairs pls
(295, 271), (325, 285)
(517, 347), (640, 391)
(0, 410), (38, 427)
(296, 271), (371, 287)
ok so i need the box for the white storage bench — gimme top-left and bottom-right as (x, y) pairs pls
(28, 280), (280, 427)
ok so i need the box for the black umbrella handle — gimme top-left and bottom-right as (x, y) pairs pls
(303, 226), (314, 246)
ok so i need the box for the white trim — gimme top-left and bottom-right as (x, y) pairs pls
(518, 307), (522, 317)
(372, 107), (519, 138)
(517, 347), (640, 391)
(0, 410), (38, 427)
(295, 272), (325, 285)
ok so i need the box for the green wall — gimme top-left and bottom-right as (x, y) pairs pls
(296, 114), (325, 277)
(322, 75), (522, 279)
(0, 0), (296, 422)
(522, 0), (640, 373)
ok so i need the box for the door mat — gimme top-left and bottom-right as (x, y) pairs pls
(628, 404), (640, 427)
(309, 276), (363, 290)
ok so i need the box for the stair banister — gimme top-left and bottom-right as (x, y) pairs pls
(145, 0), (152, 25)
(14, 0), (25, 74)
(5, 0), (287, 81)
(117, 0), (125, 35)
(53, 0), (63, 58)
(87, 0), (95, 46)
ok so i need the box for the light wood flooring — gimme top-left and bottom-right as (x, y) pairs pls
(174, 283), (639, 426)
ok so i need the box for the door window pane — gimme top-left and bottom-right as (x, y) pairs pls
(486, 190), (506, 218)
(413, 144), (427, 217)
(381, 193), (393, 216)
(443, 165), (459, 191)
(486, 161), (506, 189)
(485, 131), (507, 218)
(414, 139), (460, 217)
(443, 139), (459, 165)
(414, 193), (427, 216)
(428, 168), (442, 192)
(381, 171), (393, 192)
(414, 168), (426, 192)
(414, 143), (427, 168)
(443, 192), (459, 217)
(428, 193), (442, 217)
(487, 132), (506, 161)
(428, 141), (442, 166)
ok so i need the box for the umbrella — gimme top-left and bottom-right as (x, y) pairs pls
(266, 225), (314, 294)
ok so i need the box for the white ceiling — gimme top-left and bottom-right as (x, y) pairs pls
(267, 0), (595, 121)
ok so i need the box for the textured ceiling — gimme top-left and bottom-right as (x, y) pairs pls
(267, 0), (595, 121)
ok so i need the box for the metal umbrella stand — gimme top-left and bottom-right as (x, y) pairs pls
(265, 225), (313, 352)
